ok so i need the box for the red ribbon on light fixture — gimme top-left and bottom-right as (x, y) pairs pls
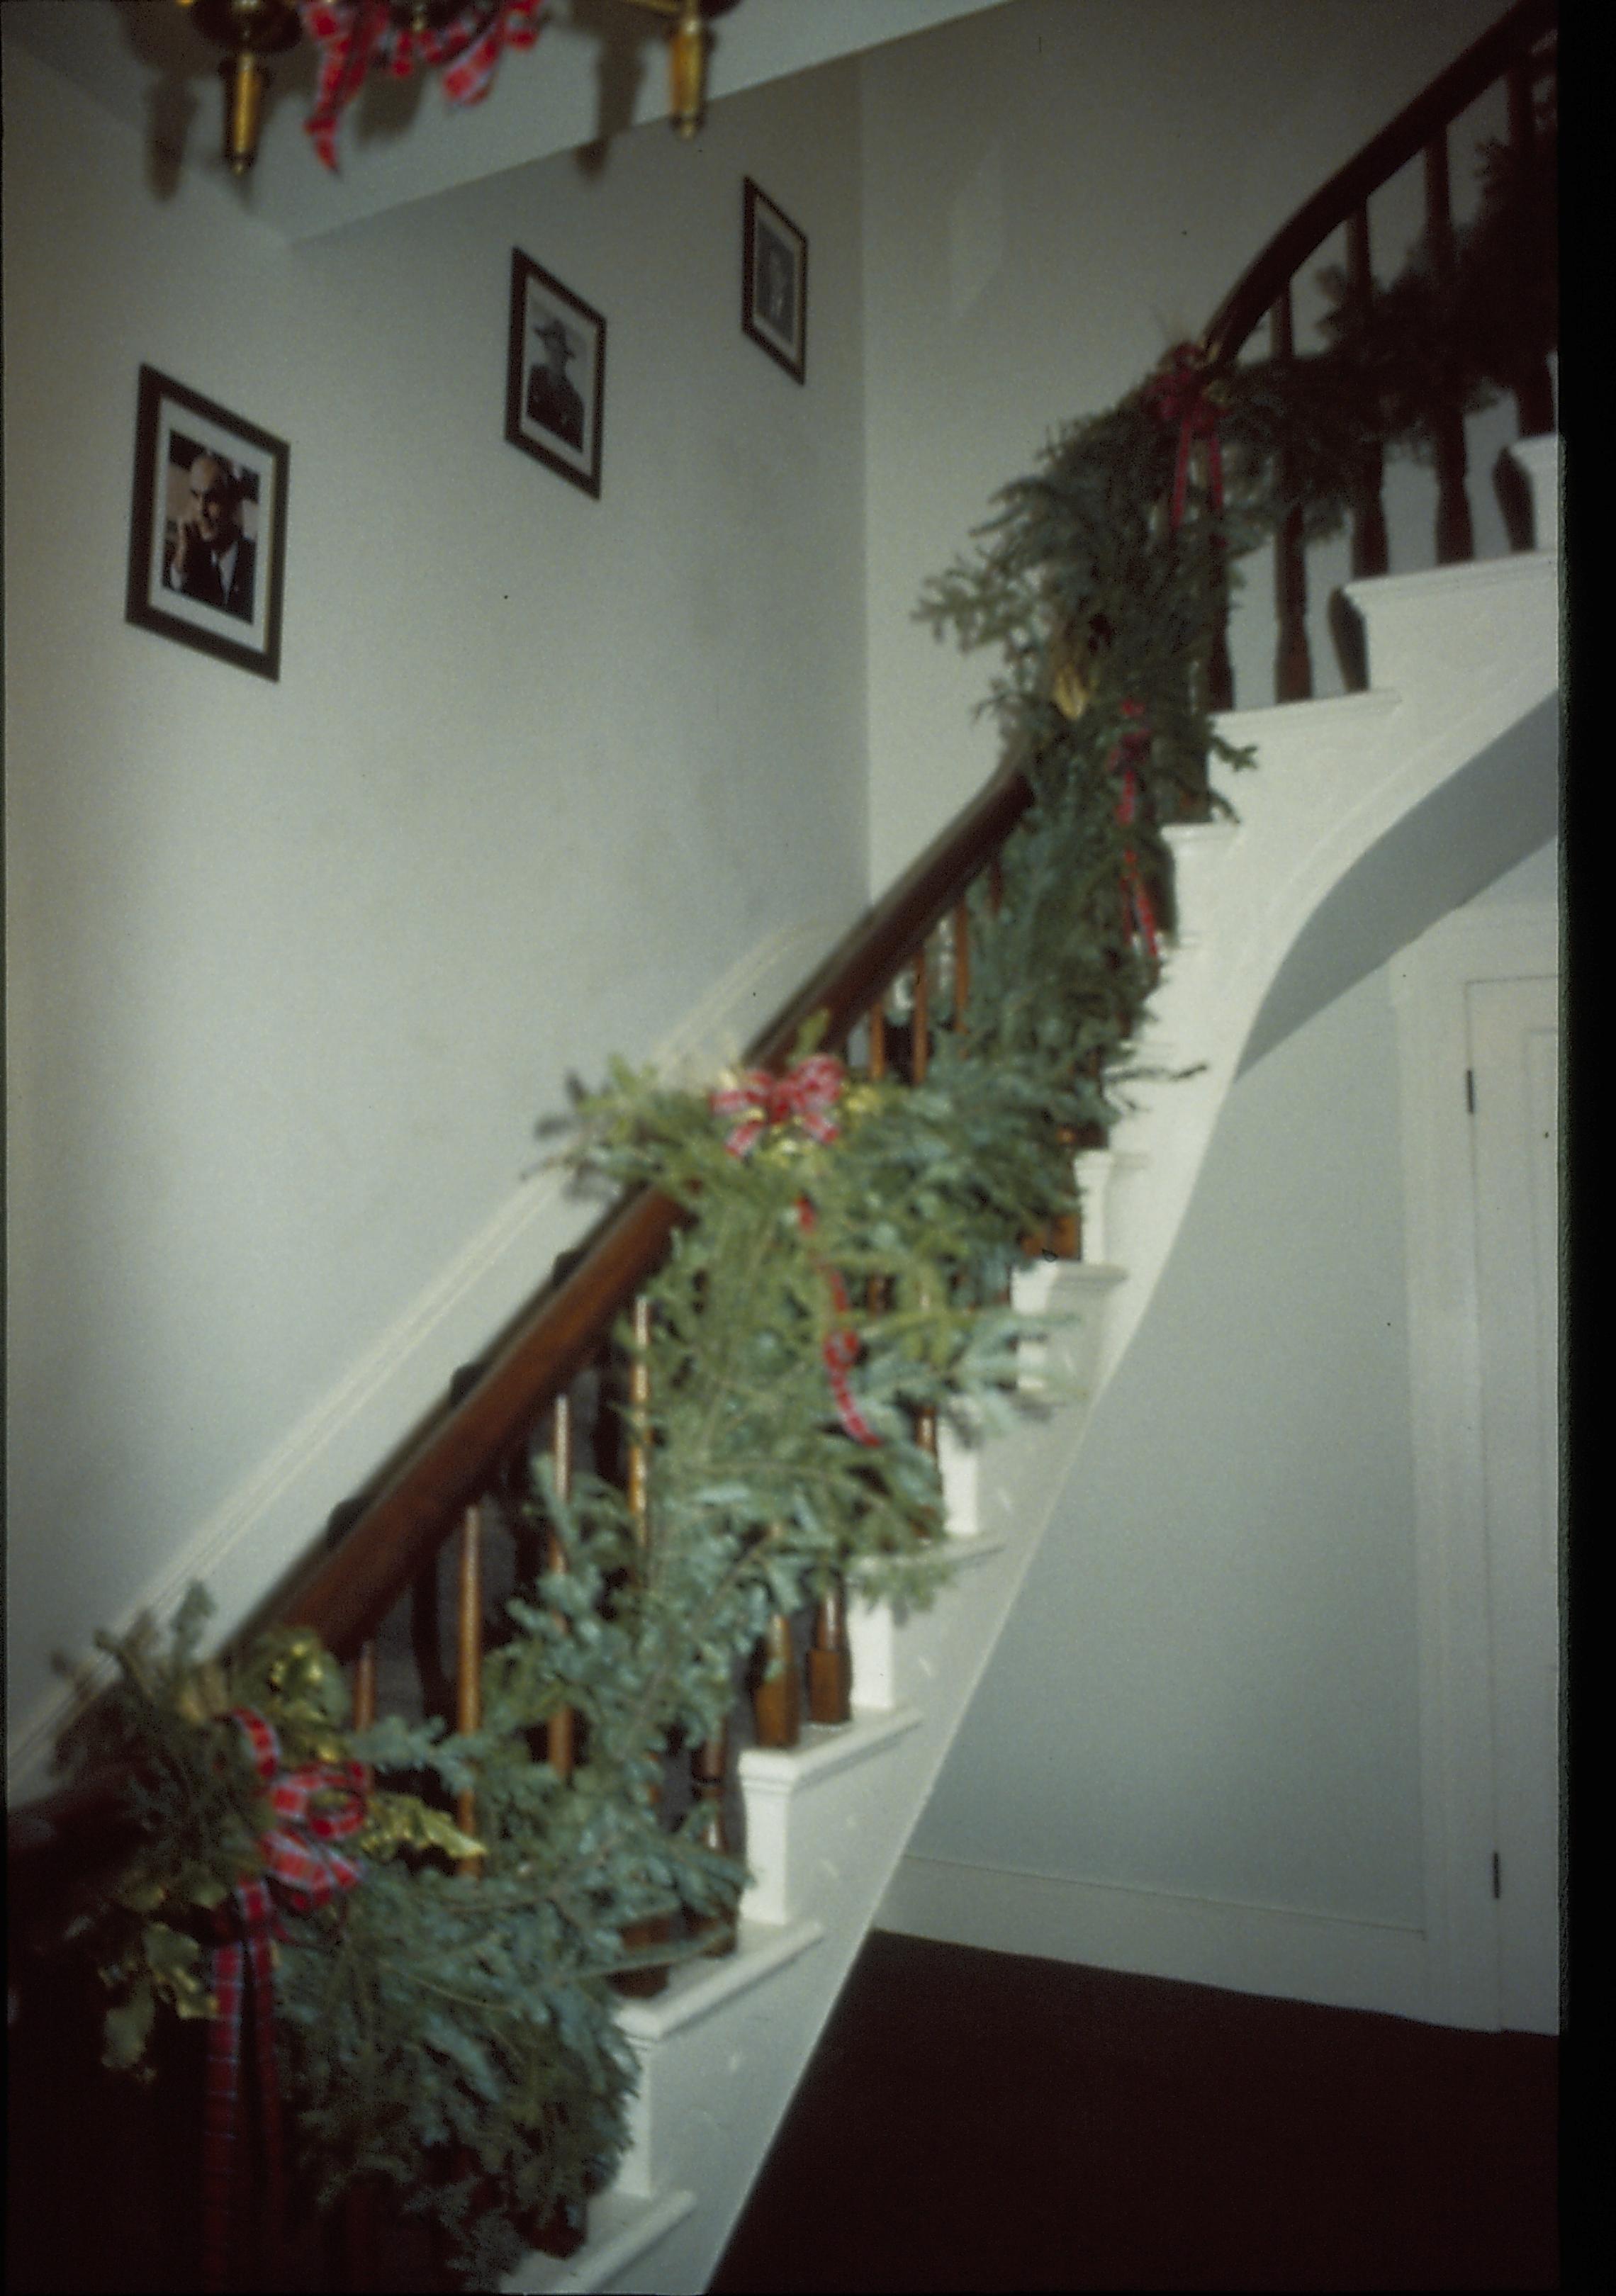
(298, 0), (548, 171)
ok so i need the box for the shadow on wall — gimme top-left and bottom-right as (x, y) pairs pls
(1238, 692), (1559, 1076)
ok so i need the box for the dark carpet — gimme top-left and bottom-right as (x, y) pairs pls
(709, 1930), (1561, 2294)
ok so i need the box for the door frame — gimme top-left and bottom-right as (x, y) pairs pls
(1390, 900), (1559, 2030)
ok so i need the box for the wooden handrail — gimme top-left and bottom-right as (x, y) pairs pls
(1201, 0), (1555, 366)
(271, 763), (1036, 1657)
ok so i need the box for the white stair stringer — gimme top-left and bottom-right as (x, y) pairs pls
(500, 448), (1559, 2295)
(499, 1259), (1123, 2295)
(1096, 523), (1557, 1397)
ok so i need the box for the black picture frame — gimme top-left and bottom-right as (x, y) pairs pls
(125, 366), (289, 682)
(505, 249), (607, 498)
(742, 177), (807, 385)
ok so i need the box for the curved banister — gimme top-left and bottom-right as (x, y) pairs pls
(1201, 0), (1555, 365)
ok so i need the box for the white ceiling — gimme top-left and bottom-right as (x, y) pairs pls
(5, 0), (1016, 242)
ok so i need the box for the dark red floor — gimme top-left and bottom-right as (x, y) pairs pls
(710, 1930), (1562, 2294)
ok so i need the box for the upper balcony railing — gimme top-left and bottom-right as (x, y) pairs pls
(1201, 0), (1556, 706)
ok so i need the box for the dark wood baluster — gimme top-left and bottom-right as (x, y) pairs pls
(339, 1643), (381, 2292)
(867, 998), (887, 1080)
(615, 1297), (671, 1998)
(532, 1399), (589, 2255)
(1272, 284), (1313, 701)
(866, 999), (889, 1315)
(1507, 56), (1556, 438)
(690, 1729), (739, 1957)
(909, 945), (940, 1458)
(951, 899), (970, 1033)
(546, 1394), (576, 1782)
(1347, 206), (1390, 580)
(455, 1505), (482, 1868)
(1424, 128), (1474, 565)
(1202, 427), (1235, 716)
(910, 942), (929, 1086)
(753, 1607), (802, 1748)
(808, 1576), (853, 1725)
(1050, 1130), (1081, 1260)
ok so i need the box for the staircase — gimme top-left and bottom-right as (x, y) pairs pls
(486, 435), (1559, 2295)
(6, 10), (1556, 2285)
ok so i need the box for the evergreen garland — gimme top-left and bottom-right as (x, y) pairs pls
(55, 102), (1552, 2290)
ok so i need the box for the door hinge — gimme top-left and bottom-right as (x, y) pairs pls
(1492, 1851), (1501, 1899)
(1466, 1069), (1476, 1114)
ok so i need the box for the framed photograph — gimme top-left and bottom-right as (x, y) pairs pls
(125, 366), (288, 682)
(742, 178), (807, 384)
(505, 249), (606, 498)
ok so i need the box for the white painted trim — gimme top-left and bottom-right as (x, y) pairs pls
(1389, 901), (1559, 2031)
(6, 913), (843, 1800)
(615, 1919), (825, 2045)
(500, 2187), (697, 2295)
(877, 1855), (1432, 2022)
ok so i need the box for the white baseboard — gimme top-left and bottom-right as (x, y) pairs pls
(7, 916), (841, 1801)
(877, 1853), (1436, 2025)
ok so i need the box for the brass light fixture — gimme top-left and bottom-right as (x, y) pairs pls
(623, 0), (711, 138)
(172, 0), (730, 176)
(176, 1), (301, 175)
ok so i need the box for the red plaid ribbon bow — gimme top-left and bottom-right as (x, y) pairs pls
(1143, 341), (1226, 535)
(709, 1054), (846, 1160)
(299, 0), (548, 171)
(201, 1709), (366, 2289)
(1109, 699), (1160, 971)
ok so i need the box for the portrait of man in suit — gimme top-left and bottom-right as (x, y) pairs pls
(526, 314), (586, 451)
(164, 451), (256, 624)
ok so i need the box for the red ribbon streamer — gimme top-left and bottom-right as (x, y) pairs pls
(201, 1879), (283, 2292)
(201, 1710), (366, 2289)
(708, 1057), (879, 1445)
(1143, 341), (1225, 534)
(794, 1198), (882, 1448)
(1108, 699), (1160, 971)
(299, 0), (547, 172)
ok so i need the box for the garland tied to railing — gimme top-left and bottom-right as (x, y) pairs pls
(50, 94), (1552, 2292)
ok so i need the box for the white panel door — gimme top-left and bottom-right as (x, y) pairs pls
(1466, 974), (1561, 2034)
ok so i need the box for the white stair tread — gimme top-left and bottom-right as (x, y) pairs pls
(939, 1530), (1010, 1571)
(615, 1916), (825, 2044)
(739, 1701), (924, 1791)
(1211, 687), (1404, 743)
(500, 2185), (697, 2295)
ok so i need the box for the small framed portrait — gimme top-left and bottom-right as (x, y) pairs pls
(505, 249), (606, 499)
(742, 178), (807, 385)
(125, 365), (288, 682)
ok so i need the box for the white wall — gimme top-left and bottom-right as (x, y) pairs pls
(858, 0), (1510, 889)
(911, 955), (1428, 1920)
(894, 833), (1557, 2002)
(4, 38), (872, 1771)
